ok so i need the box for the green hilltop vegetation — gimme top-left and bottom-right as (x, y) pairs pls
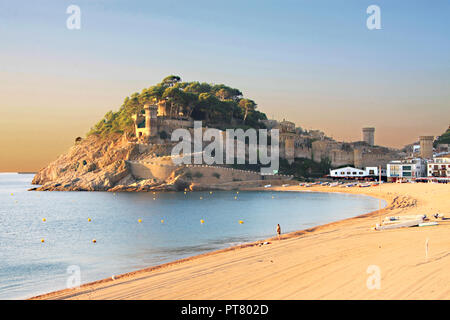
(88, 75), (267, 136)
(434, 126), (450, 146)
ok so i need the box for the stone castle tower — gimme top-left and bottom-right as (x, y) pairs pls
(362, 127), (375, 146)
(132, 103), (158, 141)
(419, 135), (434, 159)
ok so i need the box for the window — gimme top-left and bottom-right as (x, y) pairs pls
(389, 165), (400, 177)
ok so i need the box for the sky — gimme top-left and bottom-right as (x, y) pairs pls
(0, 0), (449, 172)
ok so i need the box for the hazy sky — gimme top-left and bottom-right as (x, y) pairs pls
(0, 0), (449, 172)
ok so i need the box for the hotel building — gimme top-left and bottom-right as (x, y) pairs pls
(386, 158), (427, 181)
(427, 155), (450, 178)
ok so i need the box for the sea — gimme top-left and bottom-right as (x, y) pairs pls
(0, 173), (386, 299)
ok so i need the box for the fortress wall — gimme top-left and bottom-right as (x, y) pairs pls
(128, 161), (179, 181)
(129, 159), (292, 184)
(294, 147), (312, 159)
(158, 119), (194, 134)
(184, 165), (292, 182)
(184, 165), (263, 183)
(330, 149), (354, 167)
(359, 153), (397, 168)
(311, 140), (338, 162)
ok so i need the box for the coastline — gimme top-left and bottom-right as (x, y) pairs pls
(30, 183), (450, 300)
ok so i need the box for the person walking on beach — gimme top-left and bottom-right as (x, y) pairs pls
(276, 224), (281, 240)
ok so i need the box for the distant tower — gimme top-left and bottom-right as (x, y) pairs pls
(362, 127), (375, 146)
(133, 104), (158, 142)
(143, 103), (158, 138)
(157, 100), (168, 117)
(419, 136), (434, 159)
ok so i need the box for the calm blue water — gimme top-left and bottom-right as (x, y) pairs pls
(0, 173), (385, 299)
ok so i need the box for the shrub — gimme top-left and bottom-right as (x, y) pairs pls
(159, 131), (169, 140)
(193, 171), (204, 178)
(185, 172), (193, 180)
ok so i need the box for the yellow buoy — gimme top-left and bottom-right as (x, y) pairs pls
(138, 219), (142, 223)
(42, 218), (46, 222)
(41, 239), (45, 243)
(11, 193), (13, 196)
(236, 191), (239, 194)
(234, 196), (237, 200)
(92, 239), (97, 243)
(239, 220), (244, 224)
(209, 191), (212, 194)
(200, 196), (203, 200)
(88, 218), (91, 222)
(184, 191), (187, 194)
(200, 219), (205, 224)
(161, 219), (164, 224)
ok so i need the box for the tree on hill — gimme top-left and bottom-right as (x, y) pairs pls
(238, 98), (256, 121)
(434, 125), (450, 146)
(88, 75), (268, 136)
(211, 84), (242, 101)
(161, 75), (181, 87)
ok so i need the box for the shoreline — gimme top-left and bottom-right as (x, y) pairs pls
(29, 186), (391, 300)
(30, 183), (449, 300)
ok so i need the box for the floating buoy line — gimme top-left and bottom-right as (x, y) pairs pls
(36, 190), (253, 243)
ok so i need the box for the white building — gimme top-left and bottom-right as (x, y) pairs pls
(386, 158), (427, 181)
(329, 166), (385, 179)
(427, 154), (450, 178)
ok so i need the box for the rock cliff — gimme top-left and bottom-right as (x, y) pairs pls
(31, 134), (291, 192)
(31, 134), (186, 191)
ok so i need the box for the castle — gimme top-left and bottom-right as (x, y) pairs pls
(132, 104), (401, 170)
(131, 101), (194, 143)
(265, 120), (401, 169)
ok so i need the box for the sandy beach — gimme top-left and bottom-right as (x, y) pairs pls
(31, 183), (450, 300)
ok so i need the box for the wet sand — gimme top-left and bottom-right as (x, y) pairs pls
(31, 183), (450, 300)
